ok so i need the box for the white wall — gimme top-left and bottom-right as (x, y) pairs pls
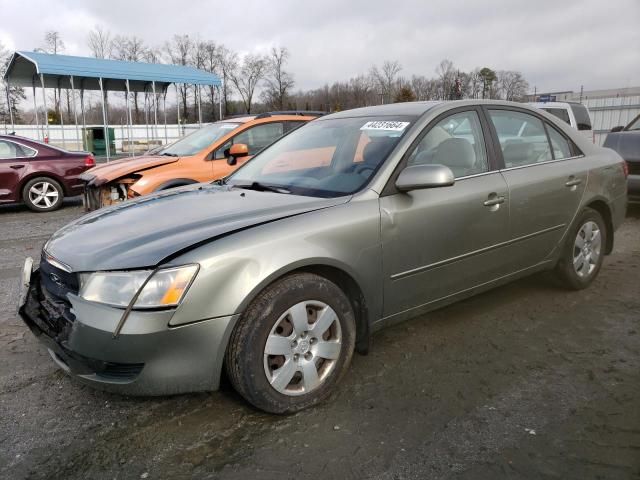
(1, 123), (202, 152)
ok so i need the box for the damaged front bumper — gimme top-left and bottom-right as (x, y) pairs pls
(18, 261), (235, 395)
(83, 181), (138, 211)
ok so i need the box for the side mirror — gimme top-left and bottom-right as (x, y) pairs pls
(395, 164), (455, 192)
(610, 126), (625, 133)
(227, 143), (249, 165)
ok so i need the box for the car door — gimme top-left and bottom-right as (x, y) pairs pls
(485, 107), (588, 271)
(380, 108), (511, 317)
(0, 140), (31, 203)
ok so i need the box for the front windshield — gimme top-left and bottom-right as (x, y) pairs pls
(227, 116), (415, 198)
(159, 122), (240, 156)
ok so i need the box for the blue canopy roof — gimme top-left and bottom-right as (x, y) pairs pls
(3, 51), (221, 92)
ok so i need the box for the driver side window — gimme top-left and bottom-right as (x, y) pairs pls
(406, 110), (488, 178)
(214, 122), (285, 159)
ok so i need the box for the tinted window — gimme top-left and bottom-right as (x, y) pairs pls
(546, 125), (572, 159)
(489, 110), (553, 168)
(284, 121), (307, 133)
(407, 110), (488, 178)
(541, 107), (571, 125)
(0, 140), (36, 159)
(215, 122), (285, 158)
(570, 104), (592, 130)
(161, 122), (240, 157)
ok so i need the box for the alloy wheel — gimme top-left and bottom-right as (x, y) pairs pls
(28, 181), (59, 209)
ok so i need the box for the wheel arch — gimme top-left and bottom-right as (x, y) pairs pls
(153, 178), (199, 191)
(584, 198), (614, 254)
(19, 172), (68, 197)
(233, 260), (372, 356)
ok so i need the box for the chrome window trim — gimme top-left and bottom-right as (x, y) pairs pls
(0, 139), (39, 159)
(499, 154), (585, 173)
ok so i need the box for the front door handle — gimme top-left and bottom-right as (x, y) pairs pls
(565, 178), (582, 188)
(483, 195), (505, 207)
(10, 164), (25, 170)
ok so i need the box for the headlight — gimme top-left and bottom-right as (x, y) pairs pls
(79, 264), (199, 309)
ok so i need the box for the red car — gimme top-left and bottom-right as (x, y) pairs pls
(0, 135), (95, 212)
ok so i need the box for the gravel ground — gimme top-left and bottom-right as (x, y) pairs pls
(1, 199), (639, 480)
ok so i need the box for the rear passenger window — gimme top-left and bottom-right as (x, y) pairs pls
(406, 110), (488, 178)
(570, 104), (592, 131)
(541, 108), (571, 125)
(546, 126), (572, 159)
(489, 110), (553, 168)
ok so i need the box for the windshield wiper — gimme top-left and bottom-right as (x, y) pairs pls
(232, 182), (290, 194)
(161, 152), (178, 156)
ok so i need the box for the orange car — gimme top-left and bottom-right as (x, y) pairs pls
(81, 112), (322, 210)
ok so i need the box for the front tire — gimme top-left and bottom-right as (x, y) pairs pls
(22, 177), (64, 212)
(554, 207), (606, 290)
(225, 273), (356, 413)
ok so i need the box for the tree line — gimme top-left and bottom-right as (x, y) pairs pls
(1, 29), (530, 126)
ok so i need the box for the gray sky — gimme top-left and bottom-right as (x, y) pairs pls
(1, 0), (639, 93)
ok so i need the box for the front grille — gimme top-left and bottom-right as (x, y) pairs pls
(98, 362), (145, 381)
(628, 162), (640, 176)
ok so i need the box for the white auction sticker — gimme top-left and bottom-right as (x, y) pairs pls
(360, 121), (410, 131)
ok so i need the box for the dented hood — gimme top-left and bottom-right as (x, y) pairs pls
(81, 155), (180, 186)
(45, 184), (349, 271)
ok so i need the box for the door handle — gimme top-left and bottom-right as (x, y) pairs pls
(10, 164), (25, 170)
(483, 195), (505, 207)
(565, 178), (582, 187)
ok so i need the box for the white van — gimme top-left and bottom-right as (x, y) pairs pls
(528, 102), (594, 143)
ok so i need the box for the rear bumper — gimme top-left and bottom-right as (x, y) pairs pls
(19, 269), (236, 395)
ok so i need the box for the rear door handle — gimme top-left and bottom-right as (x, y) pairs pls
(10, 164), (25, 170)
(565, 178), (582, 187)
(483, 195), (505, 207)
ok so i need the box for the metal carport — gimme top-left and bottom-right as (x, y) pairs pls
(3, 51), (222, 160)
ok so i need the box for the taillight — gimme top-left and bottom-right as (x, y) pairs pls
(84, 155), (95, 168)
(622, 161), (629, 178)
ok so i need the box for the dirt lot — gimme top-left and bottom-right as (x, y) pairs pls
(1, 199), (639, 480)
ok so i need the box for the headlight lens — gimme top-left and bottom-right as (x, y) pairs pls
(79, 264), (199, 308)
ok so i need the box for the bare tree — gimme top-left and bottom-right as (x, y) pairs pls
(369, 60), (402, 103)
(497, 70), (529, 101)
(198, 41), (220, 120)
(165, 34), (193, 120)
(435, 59), (456, 100)
(262, 47), (295, 110)
(112, 35), (147, 122)
(215, 45), (238, 116)
(229, 53), (267, 114)
(38, 31), (66, 120)
(88, 26), (113, 59)
(1, 41), (26, 125)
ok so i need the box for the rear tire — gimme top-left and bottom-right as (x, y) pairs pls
(554, 207), (606, 290)
(225, 273), (356, 414)
(22, 177), (64, 212)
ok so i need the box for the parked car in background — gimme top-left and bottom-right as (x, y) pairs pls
(529, 102), (594, 142)
(604, 113), (640, 202)
(81, 111), (323, 210)
(19, 100), (627, 413)
(0, 135), (95, 212)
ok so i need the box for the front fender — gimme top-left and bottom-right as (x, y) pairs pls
(167, 199), (383, 329)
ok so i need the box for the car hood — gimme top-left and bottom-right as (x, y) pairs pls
(45, 184), (350, 272)
(80, 155), (180, 186)
(603, 131), (640, 163)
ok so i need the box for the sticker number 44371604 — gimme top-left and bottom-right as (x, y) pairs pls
(360, 121), (410, 131)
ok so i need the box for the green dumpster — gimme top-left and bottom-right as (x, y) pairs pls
(83, 127), (115, 156)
